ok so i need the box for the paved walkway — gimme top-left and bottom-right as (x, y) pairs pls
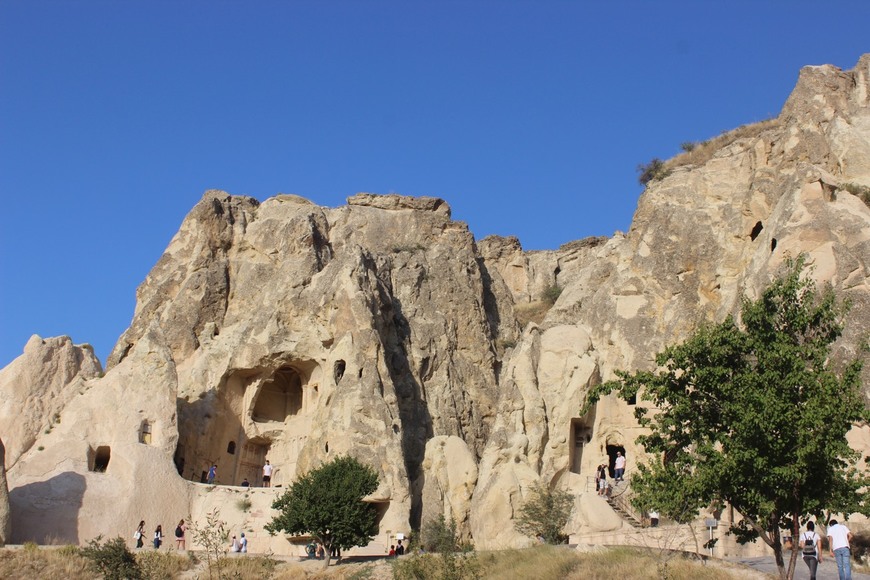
(735, 556), (870, 579)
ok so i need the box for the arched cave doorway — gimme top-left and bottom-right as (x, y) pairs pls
(606, 444), (625, 479)
(253, 367), (303, 422)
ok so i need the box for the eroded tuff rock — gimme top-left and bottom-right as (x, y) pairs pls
(0, 335), (102, 467)
(0, 438), (10, 546)
(2, 55), (869, 553)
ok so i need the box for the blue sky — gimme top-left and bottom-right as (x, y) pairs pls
(1, 1), (868, 368)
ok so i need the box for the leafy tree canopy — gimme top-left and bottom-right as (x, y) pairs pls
(265, 455), (379, 566)
(585, 256), (869, 580)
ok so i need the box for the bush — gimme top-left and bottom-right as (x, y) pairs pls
(188, 508), (230, 579)
(236, 497), (252, 512)
(637, 158), (671, 187)
(421, 514), (461, 554)
(542, 284), (562, 305)
(841, 182), (870, 207)
(514, 483), (573, 545)
(79, 536), (143, 580)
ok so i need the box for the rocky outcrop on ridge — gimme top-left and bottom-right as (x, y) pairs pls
(1, 55), (869, 553)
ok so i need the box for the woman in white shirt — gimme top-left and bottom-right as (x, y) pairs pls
(800, 520), (822, 580)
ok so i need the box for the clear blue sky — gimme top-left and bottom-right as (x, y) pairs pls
(1, 1), (868, 368)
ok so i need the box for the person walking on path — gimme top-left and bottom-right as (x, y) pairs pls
(800, 521), (822, 580)
(239, 532), (248, 553)
(207, 464), (217, 484)
(828, 519), (853, 580)
(263, 460), (273, 487)
(175, 519), (186, 550)
(153, 525), (163, 549)
(134, 520), (145, 549)
(614, 451), (626, 482)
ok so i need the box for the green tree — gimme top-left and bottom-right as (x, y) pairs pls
(266, 455), (379, 567)
(585, 256), (869, 580)
(514, 482), (574, 544)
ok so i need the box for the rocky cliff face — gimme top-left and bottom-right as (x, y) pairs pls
(2, 55), (869, 551)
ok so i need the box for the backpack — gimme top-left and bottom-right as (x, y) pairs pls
(175, 525), (183, 538)
(802, 532), (816, 556)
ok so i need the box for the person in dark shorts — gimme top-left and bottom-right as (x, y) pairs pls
(263, 460), (273, 487)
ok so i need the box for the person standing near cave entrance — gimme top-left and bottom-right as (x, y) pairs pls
(207, 464), (217, 485)
(614, 451), (626, 482)
(263, 460), (273, 488)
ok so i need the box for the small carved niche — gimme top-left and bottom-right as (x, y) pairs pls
(139, 420), (152, 445)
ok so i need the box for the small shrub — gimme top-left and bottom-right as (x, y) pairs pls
(637, 158), (671, 186)
(421, 514), (460, 554)
(236, 497), (253, 512)
(514, 483), (573, 545)
(841, 182), (870, 207)
(392, 243), (426, 253)
(37, 446), (45, 451)
(542, 284), (562, 305)
(79, 536), (143, 580)
(188, 508), (230, 579)
(680, 141), (697, 152)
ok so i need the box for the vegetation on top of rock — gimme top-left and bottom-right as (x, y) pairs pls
(840, 182), (870, 207)
(585, 255), (870, 580)
(266, 455), (379, 567)
(637, 158), (671, 187)
(642, 118), (782, 187)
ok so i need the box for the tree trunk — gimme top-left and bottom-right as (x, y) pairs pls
(322, 541), (331, 568)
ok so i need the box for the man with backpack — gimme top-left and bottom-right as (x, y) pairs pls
(800, 521), (822, 580)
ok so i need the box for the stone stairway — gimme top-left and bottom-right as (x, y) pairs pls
(605, 480), (644, 529)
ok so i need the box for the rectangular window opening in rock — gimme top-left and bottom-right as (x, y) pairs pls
(569, 419), (592, 474)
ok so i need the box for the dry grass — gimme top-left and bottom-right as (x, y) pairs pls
(667, 118), (781, 172)
(214, 555), (280, 579)
(0, 544), (765, 580)
(0, 545), (93, 580)
(477, 545), (761, 580)
(137, 549), (195, 578)
(515, 301), (552, 327)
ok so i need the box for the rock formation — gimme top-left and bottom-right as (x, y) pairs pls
(0, 438), (10, 546)
(1, 55), (869, 554)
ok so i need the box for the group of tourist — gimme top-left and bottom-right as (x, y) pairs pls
(595, 451), (627, 497)
(229, 533), (248, 553)
(133, 519), (186, 550)
(206, 459), (274, 487)
(800, 519), (854, 580)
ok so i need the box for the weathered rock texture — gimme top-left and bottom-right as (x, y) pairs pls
(1, 55), (869, 554)
(0, 438), (10, 546)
